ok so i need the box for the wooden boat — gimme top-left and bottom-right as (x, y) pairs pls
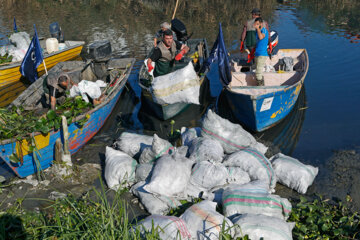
(213, 49), (309, 132)
(138, 38), (209, 120)
(0, 58), (135, 178)
(0, 40), (85, 107)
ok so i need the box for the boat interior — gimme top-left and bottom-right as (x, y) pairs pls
(139, 38), (208, 87)
(39, 40), (84, 55)
(229, 49), (307, 95)
(10, 58), (133, 110)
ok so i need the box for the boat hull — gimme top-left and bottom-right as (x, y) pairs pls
(0, 58), (135, 178)
(224, 81), (303, 132)
(0, 43), (84, 107)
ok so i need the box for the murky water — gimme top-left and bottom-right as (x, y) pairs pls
(1, 0), (360, 203)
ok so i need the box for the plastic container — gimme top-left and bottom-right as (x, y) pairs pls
(46, 38), (59, 53)
(58, 43), (66, 51)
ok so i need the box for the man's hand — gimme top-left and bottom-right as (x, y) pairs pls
(175, 49), (187, 61)
(240, 41), (244, 52)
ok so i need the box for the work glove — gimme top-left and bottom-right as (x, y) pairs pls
(247, 48), (256, 63)
(147, 62), (154, 72)
(240, 41), (244, 51)
(175, 49), (187, 61)
(268, 43), (273, 53)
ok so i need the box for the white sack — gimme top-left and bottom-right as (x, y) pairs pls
(104, 147), (137, 190)
(180, 200), (234, 240)
(138, 190), (182, 215)
(70, 80), (102, 102)
(135, 214), (192, 240)
(181, 127), (201, 147)
(189, 137), (224, 163)
(95, 80), (107, 87)
(222, 183), (292, 220)
(271, 153), (319, 194)
(9, 32), (31, 49)
(113, 132), (153, 158)
(139, 134), (174, 164)
(144, 153), (193, 197)
(232, 213), (295, 240)
(175, 145), (189, 157)
(190, 161), (228, 190)
(201, 110), (267, 154)
(226, 167), (251, 185)
(223, 148), (276, 191)
(151, 61), (200, 105)
(135, 163), (154, 182)
(9, 48), (27, 62)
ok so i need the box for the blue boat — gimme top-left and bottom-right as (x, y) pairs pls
(0, 58), (135, 178)
(209, 49), (309, 132)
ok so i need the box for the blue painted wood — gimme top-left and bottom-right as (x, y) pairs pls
(224, 81), (303, 132)
(0, 59), (136, 178)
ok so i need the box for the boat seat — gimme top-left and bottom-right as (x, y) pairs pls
(231, 71), (300, 87)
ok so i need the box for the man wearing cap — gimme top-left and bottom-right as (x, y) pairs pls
(240, 8), (272, 59)
(43, 72), (76, 110)
(147, 29), (189, 77)
(153, 22), (177, 47)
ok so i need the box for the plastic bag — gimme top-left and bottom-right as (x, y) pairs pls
(181, 127), (201, 147)
(104, 147), (137, 190)
(232, 213), (295, 240)
(144, 153), (193, 197)
(69, 80), (102, 102)
(135, 163), (154, 182)
(222, 182), (292, 220)
(223, 148), (276, 191)
(189, 137), (224, 163)
(139, 134), (174, 164)
(201, 110), (267, 154)
(134, 214), (192, 239)
(180, 200), (234, 240)
(271, 153), (318, 194)
(151, 61), (200, 105)
(190, 161), (228, 190)
(113, 132), (153, 158)
(138, 190), (182, 215)
(226, 167), (251, 185)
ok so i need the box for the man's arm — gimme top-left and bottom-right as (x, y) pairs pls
(256, 26), (265, 40)
(241, 23), (247, 42)
(175, 42), (189, 61)
(50, 96), (56, 110)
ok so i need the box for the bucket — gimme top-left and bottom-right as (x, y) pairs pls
(58, 43), (66, 51)
(46, 38), (59, 53)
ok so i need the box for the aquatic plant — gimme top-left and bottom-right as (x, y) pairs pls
(289, 195), (360, 240)
(0, 96), (91, 141)
(0, 53), (13, 64)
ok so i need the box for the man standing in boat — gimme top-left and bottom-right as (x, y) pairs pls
(254, 17), (269, 86)
(147, 29), (189, 77)
(43, 72), (76, 110)
(240, 8), (271, 62)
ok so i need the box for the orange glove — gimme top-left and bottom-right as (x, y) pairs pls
(175, 49), (187, 61)
(240, 41), (244, 51)
(147, 62), (154, 72)
(247, 48), (256, 63)
(269, 43), (273, 53)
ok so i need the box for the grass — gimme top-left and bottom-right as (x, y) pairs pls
(1, 181), (359, 240)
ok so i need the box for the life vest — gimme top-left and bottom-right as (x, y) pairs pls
(154, 41), (177, 77)
(245, 19), (268, 49)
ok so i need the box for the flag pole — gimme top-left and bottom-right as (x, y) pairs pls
(43, 59), (48, 75)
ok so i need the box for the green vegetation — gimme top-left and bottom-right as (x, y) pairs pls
(0, 53), (13, 64)
(289, 195), (360, 240)
(0, 96), (91, 141)
(1, 183), (358, 240)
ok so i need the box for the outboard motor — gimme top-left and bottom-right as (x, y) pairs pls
(171, 18), (192, 42)
(49, 22), (65, 43)
(86, 40), (112, 80)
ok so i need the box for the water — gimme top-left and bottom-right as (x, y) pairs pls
(1, 0), (360, 200)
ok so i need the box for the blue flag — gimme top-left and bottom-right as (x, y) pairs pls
(19, 25), (44, 83)
(203, 23), (231, 86)
(13, 17), (17, 32)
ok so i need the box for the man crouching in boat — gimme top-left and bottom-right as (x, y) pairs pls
(43, 73), (76, 110)
(147, 29), (189, 77)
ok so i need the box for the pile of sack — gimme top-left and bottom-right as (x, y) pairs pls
(105, 109), (318, 239)
(0, 32), (31, 62)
